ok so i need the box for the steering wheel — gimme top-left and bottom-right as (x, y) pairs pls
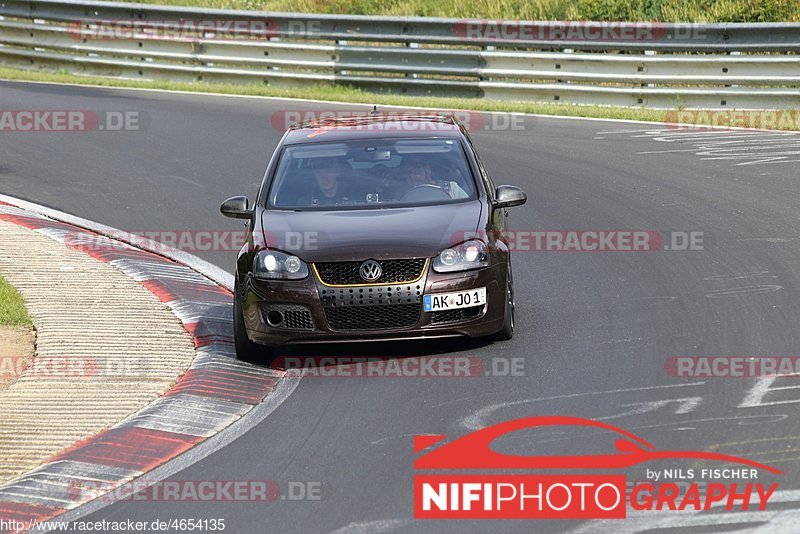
(400, 184), (451, 202)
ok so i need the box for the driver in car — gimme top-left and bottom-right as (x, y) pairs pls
(393, 156), (469, 200)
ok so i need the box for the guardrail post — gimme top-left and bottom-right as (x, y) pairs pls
(406, 41), (418, 80)
(480, 45), (494, 82)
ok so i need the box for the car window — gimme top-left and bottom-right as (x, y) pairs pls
(268, 138), (478, 210)
(464, 133), (496, 200)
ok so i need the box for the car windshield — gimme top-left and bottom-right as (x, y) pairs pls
(268, 138), (477, 210)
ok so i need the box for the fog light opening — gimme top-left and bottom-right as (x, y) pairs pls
(266, 310), (285, 327)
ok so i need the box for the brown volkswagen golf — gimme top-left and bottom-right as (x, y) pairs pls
(221, 114), (526, 359)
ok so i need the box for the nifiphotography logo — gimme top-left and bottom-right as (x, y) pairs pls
(413, 416), (781, 519)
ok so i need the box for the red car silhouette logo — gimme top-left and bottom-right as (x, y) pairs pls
(414, 416), (782, 474)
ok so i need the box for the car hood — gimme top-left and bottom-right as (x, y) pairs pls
(260, 201), (483, 262)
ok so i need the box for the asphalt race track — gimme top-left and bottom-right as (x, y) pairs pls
(3, 80), (800, 532)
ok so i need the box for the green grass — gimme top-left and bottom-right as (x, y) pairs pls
(106, 0), (800, 22)
(0, 64), (669, 118)
(2, 66), (798, 131)
(0, 275), (31, 327)
(3, 66), (799, 131)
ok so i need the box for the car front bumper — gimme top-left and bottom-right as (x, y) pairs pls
(240, 261), (507, 347)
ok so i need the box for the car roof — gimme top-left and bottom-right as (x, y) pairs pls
(282, 113), (465, 145)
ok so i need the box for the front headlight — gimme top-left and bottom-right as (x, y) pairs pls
(253, 250), (309, 280)
(432, 240), (488, 273)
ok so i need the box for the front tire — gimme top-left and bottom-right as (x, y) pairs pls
(233, 278), (274, 361)
(488, 265), (514, 341)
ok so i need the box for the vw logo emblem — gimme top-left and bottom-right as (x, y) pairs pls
(359, 260), (382, 282)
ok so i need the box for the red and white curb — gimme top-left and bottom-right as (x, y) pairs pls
(0, 199), (284, 532)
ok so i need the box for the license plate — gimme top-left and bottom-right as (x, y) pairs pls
(424, 287), (487, 312)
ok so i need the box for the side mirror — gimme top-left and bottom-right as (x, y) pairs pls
(494, 185), (527, 208)
(220, 196), (252, 219)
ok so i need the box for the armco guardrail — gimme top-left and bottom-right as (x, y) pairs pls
(1, 0), (799, 109)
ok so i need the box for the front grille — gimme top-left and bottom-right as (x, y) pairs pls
(315, 258), (426, 286)
(319, 284), (422, 307)
(324, 303), (421, 331)
(260, 303), (314, 330)
(430, 305), (485, 325)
